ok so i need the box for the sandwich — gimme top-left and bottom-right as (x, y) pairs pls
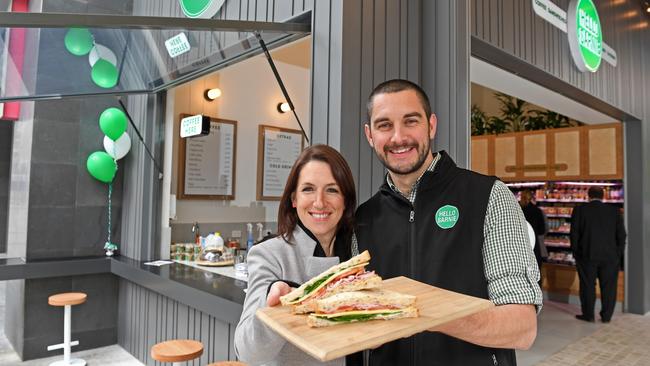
(307, 289), (418, 327)
(280, 250), (382, 313)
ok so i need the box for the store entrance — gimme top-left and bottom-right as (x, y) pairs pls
(470, 57), (625, 307)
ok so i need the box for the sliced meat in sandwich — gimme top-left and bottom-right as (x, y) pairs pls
(307, 289), (418, 327)
(280, 250), (381, 314)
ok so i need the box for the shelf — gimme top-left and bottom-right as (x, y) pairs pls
(545, 214), (572, 218)
(544, 244), (571, 249)
(543, 260), (576, 267)
(537, 199), (624, 203)
(547, 230), (570, 235)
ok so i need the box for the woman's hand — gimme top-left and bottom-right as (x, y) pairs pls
(266, 281), (292, 306)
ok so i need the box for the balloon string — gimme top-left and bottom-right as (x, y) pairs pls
(107, 182), (112, 243)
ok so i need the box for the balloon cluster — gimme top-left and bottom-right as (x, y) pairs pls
(85, 107), (131, 256)
(86, 107), (131, 183)
(64, 28), (119, 89)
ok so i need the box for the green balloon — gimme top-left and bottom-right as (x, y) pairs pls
(99, 107), (127, 141)
(91, 59), (119, 89)
(64, 28), (94, 56)
(86, 151), (117, 183)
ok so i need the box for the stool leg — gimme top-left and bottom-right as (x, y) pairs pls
(63, 304), (71, 363)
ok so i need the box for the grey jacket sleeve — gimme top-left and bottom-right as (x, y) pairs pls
(234, 244), (288, 363)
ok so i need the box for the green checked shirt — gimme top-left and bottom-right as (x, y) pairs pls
(352, 152), (543, 311)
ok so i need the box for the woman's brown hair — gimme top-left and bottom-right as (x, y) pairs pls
(277, 144), (357, 243)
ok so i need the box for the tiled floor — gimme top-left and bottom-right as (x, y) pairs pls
(0, 279), (648, 365)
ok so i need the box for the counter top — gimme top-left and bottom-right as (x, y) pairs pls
(111, 256), (247, 323)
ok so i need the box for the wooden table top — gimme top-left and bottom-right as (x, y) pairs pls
(151, 339), (203, 362)
(48, 292), (87, 306)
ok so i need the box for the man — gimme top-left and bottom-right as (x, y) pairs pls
(570, 186), (626, 323)
(519, 190), (547, 287)
(354, 79), (542, 365)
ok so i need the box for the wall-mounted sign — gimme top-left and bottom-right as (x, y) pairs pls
(257, 125), (304, 200)
(178, 115), (237, 200)
(567, 0), (602, 72)
(180, 114), (211, 138)
(178, 0), (225, 19)
(165, 33), (191, 58)
(532, 0), (616, 70)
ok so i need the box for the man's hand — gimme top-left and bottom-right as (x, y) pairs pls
(266, 281), (292, 306)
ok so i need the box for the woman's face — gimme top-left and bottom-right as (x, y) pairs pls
(292, 161), (345, 243)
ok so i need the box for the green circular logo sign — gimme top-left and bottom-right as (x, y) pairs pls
(567, 0), (602, 72)
(435, 205), (459, 229)
(179, 0), (225, 19)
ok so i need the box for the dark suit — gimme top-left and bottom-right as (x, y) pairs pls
(570, 199), (626, 321)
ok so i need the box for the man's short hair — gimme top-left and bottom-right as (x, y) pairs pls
(366, 79), (432, 122)
(588, 187), (604, 200)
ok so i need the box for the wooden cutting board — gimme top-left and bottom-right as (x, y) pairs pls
(256, 276), (494, 362)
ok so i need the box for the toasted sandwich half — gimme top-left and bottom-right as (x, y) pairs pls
(280, 250), (382, 314)
(306, 289), (418, 328)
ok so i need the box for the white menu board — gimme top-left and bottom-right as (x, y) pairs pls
(257, 126), (304, 200)
(180, 118), (237, 199)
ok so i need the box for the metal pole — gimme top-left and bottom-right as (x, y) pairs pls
(64, 305), (71, 363)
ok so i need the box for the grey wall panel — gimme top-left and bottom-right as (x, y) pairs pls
(0, 123), (12, 253)
(120, 94), (164, 261)
(423, 0), (470, 167)
(118, 279), (234, 365)
(310, 0), (420, 203)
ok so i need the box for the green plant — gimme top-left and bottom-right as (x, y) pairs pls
(471, 104), (490, 136)
(494, 92), (529, 132)
(528, 109), (575, 129)
(487, 116), (509, 135)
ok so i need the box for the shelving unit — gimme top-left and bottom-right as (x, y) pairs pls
(508, 180), (624, 267)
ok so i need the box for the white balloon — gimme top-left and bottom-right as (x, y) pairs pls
(104, 133), (131, 160)
(89, 43), (117, 67)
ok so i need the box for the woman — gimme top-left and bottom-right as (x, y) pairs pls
(234, 144), (357, 366)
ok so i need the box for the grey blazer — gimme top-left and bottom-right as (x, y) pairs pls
(234, 226), (345, 366)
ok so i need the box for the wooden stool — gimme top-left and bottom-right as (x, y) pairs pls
(47, 292), (87, 366)
(151, 339), (203, 365)
(208, 362), (247, 366)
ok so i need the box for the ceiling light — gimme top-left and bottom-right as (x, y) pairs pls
(277, 102), (291, 113)
(204, 88), (221, 101)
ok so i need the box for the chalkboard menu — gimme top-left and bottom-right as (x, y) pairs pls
(257, 125), (304, 200)
(177, 115), (237, 200)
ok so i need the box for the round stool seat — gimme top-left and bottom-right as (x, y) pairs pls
(48, 292), (87, 307)
(208, 362), (247, 366)
(151, 340), (203, 363)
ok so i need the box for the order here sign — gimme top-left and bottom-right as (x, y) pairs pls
(180, 114), (211, 138)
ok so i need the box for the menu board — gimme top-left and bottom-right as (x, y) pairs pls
(257, 125), (304, 200)
(177, 115), (237, 200)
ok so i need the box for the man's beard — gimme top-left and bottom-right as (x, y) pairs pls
(375, 139), (431, 175)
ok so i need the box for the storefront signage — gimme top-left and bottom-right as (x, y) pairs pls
(165, 33), (191, 58)
(178, 0), (225, 19)
(505, 163), (569, 173)
(180, 114), (210, 138)
(532, 0), (616, 70)
(567, 0), (602, 72)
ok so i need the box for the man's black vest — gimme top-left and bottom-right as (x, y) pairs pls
(356, 151), (516, 366)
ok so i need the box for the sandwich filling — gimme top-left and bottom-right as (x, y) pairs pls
(284, 263), (372, 304)
(312, 309), (405, 322)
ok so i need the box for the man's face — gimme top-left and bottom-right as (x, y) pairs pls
(364, 90), (437, 175)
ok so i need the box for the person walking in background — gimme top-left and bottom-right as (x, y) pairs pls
(519, 190), (547, 287)
(570, 187), (626, 323)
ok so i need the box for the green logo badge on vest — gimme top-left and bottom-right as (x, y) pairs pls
(435, 205), (459, 229)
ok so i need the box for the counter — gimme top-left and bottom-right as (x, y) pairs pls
(110, 256), (247, 324)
